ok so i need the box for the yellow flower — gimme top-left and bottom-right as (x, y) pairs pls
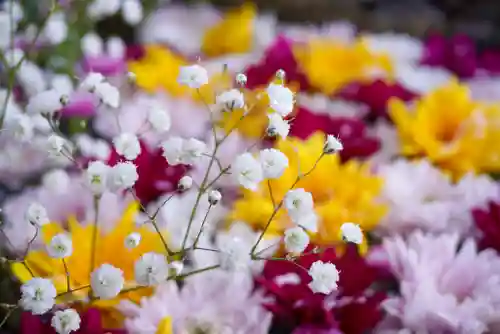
(156, 317), (173, 334)
(128, 45), (189, 95)
(201, 3), (257, 57)
(229, 132), (386, 249)
(389, 80), (500, 177)
(11, 202), (168, 328)
(294, 39), (393, 95)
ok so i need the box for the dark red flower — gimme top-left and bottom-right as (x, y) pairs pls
(244, 35), (310, 90)
(338, 80), (416, 119)
(472, 201), (500, 252)
(290, 107), (380, 161)
(256, 245), (386, 334)
(107, 140), (188, 205)
(125, 44), (146, 61)
(20, 308), (125, 334)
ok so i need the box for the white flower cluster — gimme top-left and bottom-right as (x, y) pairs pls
(88, 0), (144, 25)
(86, 160), (139, 195)
(79, 72), (120, 108)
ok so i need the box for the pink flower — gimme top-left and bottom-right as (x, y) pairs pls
(119, 270), (272, 333)
(376, 231), (500, 333)
(82, 56), (126, 77)
(60, 92), (97, 118)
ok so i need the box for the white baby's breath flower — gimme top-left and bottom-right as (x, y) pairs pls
(106, 37), (126, 59)
(324, 135), (343, 154)
(161, 136), (184, 165)
(178, 175), (193, 191)
(218, 237), (251, 271)
(147, 106), (171, 133)
(259, 148), (289, 179)
(79, 72), (105, 92)
(121, 0), (143, 25)
(90, 264), (124, 299)
(81, 32), (104, 57)
(107, 161), (138, 191)
(284, 189), (314, 218)
(86, 160), (110, 195)
(267, 113), (290, 139)
(47, 135), (67, 157)
(308, 260), (340, 294)
(42, 169), (70, 194)
(51, 308), (81, 334)
(87, 0), (120, 19)
(93, 139), (112, 160)
(267, 83), (294, 117)
(26, 89), (63, 115)
(47, 233), (72, 259)
(340, 222), (363, 244)
(124, 232), (141, 249)
(94, 82), (120, 108)
(50, 75), (74, 96)
(26, 202), (49, 226)
(20, 278), (57, 315)
(113, 133), (141, 160)
(236, 73), (247, 86)
(43, 12), (68, 45)
(233, 153), (264, 190)
(134, 252), (169, 286)
(216, 89), (245, 111)
(284, 227), (309, 254)
(178, 64), (208, 88)
(180, 138), (206, 165)
(9, 114), (34, 141)
(295, 212), (319, 233)
(208, 190), (222, 205)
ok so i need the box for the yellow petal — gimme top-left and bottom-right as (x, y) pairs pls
(156, 317), (174, 334)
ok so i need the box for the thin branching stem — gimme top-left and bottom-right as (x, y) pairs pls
(192, 204), (212, 248)
(62, 258), (71, 292)
(90, 195), (100, 275)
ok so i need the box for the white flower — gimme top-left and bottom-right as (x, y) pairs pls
(124, 232), (141, 249)
(79, 72), (105, 92)
(9, 114), (34, 141)
(106, 37), (125, 59)
(284, 227), (309, 254)
(26, 90), (62, 115)
(42, 169), (70, 194)
(308, 260), (339, 294)
(0, 13), (12, 50)
(324, 135), (343, 154)
(178, 64), (208, 88)
(218, 237), (251, 271)
(81, 32), (104, 57)
(233, 153), (264, 190)
(50, 75), (74, 96)
(51, 309), (81, 334)
(47, 233), (72, 258)
(107, 162), (138, 191)
(90, 264), (124, 299)
(20, 278), (57, 315)
(87, 0), (120, 19)
(181, 138), (207, 165)
(208, 190), (222, 205)
(147, 106), (171, 133)
(295, 212), (319, 233)
(267, 83), (294, 117)
(47, 135), (67, 157)
(236, 73), (247, 86)
(43, 12), (68, 45)
(267, 113), (290, 139)
(86, 160), (110, 194)
(122, 0), (143, 25)
(26, 202), (49, 226)
(216, 89), (245, 111)
(340, 222), (363, 244)
(178, 175), (193, 191)
(17, 62), (47, 97)
(113, 133), (141, 160)
(161, 137), (184, 165)
(95, 82), (120, 108)
(134, 252), (169, 286)
(284, 189), (314, 218)
(93, 139), (112, 160)
(259, 148), (288, 179)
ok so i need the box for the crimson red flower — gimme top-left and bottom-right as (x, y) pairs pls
(256, 245), (386, 334)
(107, 140), (187, 205)
(20, 308), (125, 334)
(290, 107), (380, 161)
(338, 80), (416, 119)
(244, 35), (310, 90)
(472, 201), (500, 252)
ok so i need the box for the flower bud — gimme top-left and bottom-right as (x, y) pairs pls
(236, 73), (247, 86)
(178, 175), (193, 191)
(208, 190), (222, 205)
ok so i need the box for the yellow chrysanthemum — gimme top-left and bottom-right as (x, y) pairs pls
(294, 38), (393, 95)
(11, 202), (168, 328)
(229, 132), (386, 250)
(128, 45), (189, 95)
(201, 3), (256, 57)
(389, 80), (500, 177)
